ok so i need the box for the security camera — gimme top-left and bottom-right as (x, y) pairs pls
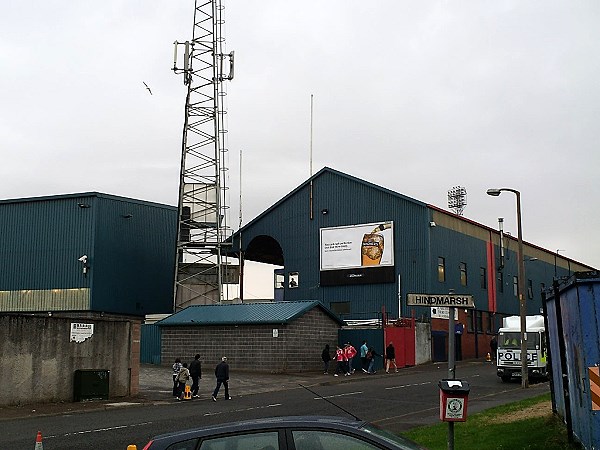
(78, 255), (88, 263)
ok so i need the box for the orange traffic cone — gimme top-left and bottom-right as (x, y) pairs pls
(34, 431), (43, 450)
(486, 352), (491, 362)
(183, 384), (192, 400)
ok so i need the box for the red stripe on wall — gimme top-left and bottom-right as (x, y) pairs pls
(487, 238), (497, 312)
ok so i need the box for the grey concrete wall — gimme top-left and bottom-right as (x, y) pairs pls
(161, 308), (340, 373)
(415, 322), (432, 365)
(0, 314), (140, 406)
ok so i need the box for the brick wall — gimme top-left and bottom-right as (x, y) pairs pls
(161, 307), (340, 373)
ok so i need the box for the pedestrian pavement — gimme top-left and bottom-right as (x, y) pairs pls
(0, 361), (483, 420)
(138, 364), (389, 401)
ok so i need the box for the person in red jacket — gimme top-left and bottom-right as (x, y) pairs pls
(344, 343), (357, 375)
(334, 345), (346, 377)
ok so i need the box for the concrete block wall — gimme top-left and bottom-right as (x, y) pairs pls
(161, 308), (340, 373)
(0, 313), (140, 406)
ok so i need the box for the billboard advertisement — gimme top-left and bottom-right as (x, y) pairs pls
(320, 222), (395, 286)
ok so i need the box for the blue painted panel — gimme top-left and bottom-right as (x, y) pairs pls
(339, 329), (384, 372)
(141, 324), (162, 365)
(549, 276), (600, 449)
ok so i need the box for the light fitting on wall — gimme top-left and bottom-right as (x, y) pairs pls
(121, 214), (133, 219)
(77, 203), (91, 208)
(321, 209), (329, 215)
(429, 221), (437, 227)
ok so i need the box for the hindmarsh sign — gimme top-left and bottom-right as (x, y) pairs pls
(407, 293), (474, 308)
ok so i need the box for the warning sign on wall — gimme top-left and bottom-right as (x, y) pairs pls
(70, 323), (94, 343)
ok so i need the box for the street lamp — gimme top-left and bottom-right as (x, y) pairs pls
(487, 187), (529, 388)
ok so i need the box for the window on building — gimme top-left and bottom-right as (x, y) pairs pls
(513, 276), (519, 297)
(274, 273), (284, 290)
(498, 271), (504, 293)
(466, 310), (474, 332)
(438, 257), (446, 282)
(486, 313), (494, 334)
(476, 311), (483, 333)
(480, 267), (487, 289)
(528, 279), (533, 299)
(460, 262), (468, 286)
(330, 301), (351, 315)
(288, 272), (299, 288)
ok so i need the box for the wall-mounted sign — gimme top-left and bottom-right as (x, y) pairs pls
(320, 221), (394, 271)
(319, 222), (395, 286)
(407, 294), (474, 308)
(289, 272), (299, 288)
(431, 306), (459, 320)
(70, 323), (94, 343)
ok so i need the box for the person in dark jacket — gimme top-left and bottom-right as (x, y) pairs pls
(385, 342), (398, 373)
(321, 344), (332, 374)
(367, 347), (381, 374)
(189, 354), (202, 398)
(212, 356), (230, 401)
(490, 336), (498, 362)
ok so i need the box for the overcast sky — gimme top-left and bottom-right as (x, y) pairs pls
(2, 2), (599, 299)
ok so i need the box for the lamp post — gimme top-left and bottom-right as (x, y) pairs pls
(487, 188), (528, 388)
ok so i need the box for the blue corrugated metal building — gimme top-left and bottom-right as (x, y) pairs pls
(0, 192), (177, 316)
(229, 167), (595, 360)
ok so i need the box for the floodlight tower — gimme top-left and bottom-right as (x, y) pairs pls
(172, 0), (235, 310)
(447, 186), (467, 216)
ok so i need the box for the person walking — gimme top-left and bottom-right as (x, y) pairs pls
(172, 358), (183, 397)
(334, 345), (345, 377)
(189, 354), (202, 398)
(360, 340), (369, 373)
(175, 362), (190, 400)
(345, 343), (357, 375)
(385, 342), (398, 373)
(321, 344), (332, 374)
(212, 356), (230, 401)
(367, 347), (381, 374)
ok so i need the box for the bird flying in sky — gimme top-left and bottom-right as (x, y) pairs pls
(143, 81), (152, 95)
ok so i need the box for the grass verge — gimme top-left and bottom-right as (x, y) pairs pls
(401, 393), (579, 450)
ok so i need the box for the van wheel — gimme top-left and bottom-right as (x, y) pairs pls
(501, 375), (511, 382)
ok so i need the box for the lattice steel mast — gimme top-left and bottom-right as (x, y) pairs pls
(172, 0), (234, 310)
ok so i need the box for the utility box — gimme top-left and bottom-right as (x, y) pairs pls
(73, 369), (110, 402)
(439, 379), (470, 422)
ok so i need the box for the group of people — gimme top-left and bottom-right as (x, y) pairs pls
(321, 341), (399, 376)
(172, 355), (231, 402)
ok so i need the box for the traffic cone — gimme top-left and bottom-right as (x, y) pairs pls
(34, 431), (43, 450)
(486, 352), (491, 362)
(183, 384), (192, 400)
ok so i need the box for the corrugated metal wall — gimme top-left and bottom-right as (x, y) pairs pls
(141, 324), (162, 364)
(0, 194), (95, 311)
(429, 210), (593, 317)
(232, 168), (596, 322)
(546, 274), (600, 449)
(235, 170), (430, 320)
(91, 196), (177, 315)
(0, 193), (176, 315)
